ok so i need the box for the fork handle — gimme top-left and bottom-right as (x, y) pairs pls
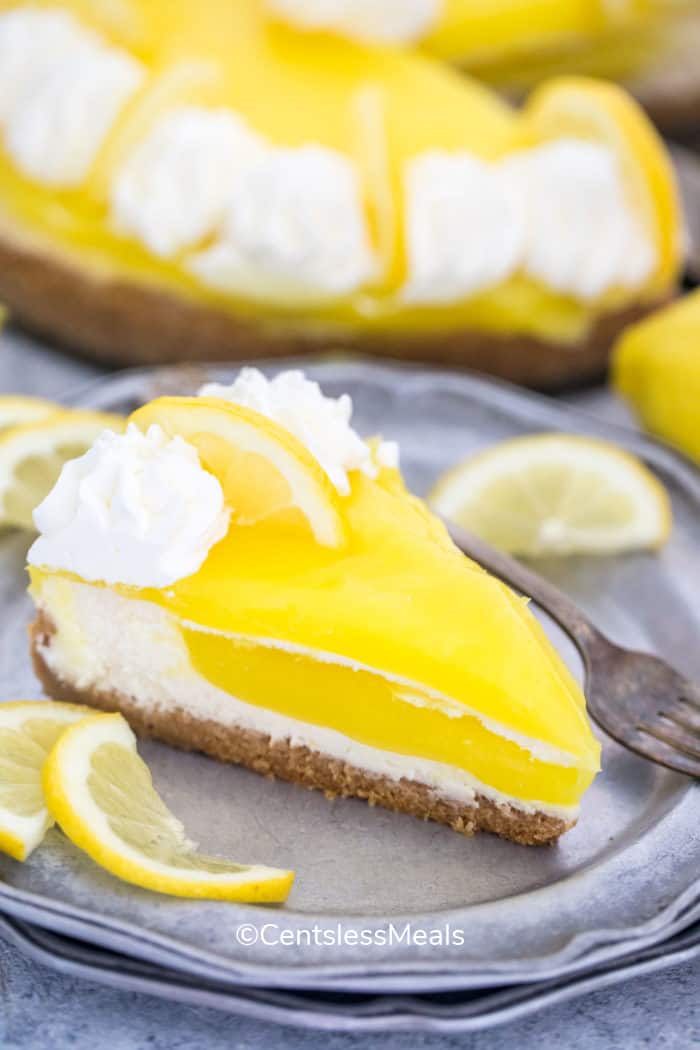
(447, 524), (603, 657)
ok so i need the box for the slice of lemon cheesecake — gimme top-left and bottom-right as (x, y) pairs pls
(28, 370), (601, 845)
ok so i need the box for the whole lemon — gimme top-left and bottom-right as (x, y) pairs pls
(613, 290), (700, 463)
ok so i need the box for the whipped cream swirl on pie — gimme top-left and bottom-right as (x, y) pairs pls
(189, 145), (377, 300)
(402, 139), (656, 304)
(200, 368), (398, 495)
(111, 107), (376, 299)
(112, 108), (266, 258)
(0, 8), (143, 186)
(29, 424), (229, 588)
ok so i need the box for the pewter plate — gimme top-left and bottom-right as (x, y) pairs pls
(1, 358), (699, 993)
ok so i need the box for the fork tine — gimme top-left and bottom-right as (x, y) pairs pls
(679, 685), (700, 713)
(637, 720), (700, 762)
(662, 707), (700, 737)
(627, 729), (700, 778)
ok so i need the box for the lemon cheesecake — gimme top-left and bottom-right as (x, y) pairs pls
(0, 0), (681, 387)
(28, 370), (601, 845)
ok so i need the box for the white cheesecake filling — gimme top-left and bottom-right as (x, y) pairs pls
(266, 0), (442, 44)
(199, 368), (398, 496)
(0, 7), (143, 186)
(32, 577), (579, 820)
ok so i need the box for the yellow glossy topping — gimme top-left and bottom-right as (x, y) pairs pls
(44, 448), (596, 792)
(427, 0), (625, 63)
(0, 0), (680, 342)
(266, 0), (672, 71)
(424, 0), (689, 86)
(147, 469), (599, 764)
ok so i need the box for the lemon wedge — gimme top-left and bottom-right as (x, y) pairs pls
(0, 395), (58, 432)
(613, 289), (700, 464)
(518, 76), (681, 290)
(0, 409), (124, 529)
(0, 701), (90, 861)
(429, 434), (671, 557)
(130, 397), (346, 548)
(43, 713), (294, 902)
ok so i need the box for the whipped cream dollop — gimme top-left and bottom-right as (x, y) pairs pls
(267, 0), (442, 44)
(199, 368), (398, 496)
(0, 8), (143, 186)
(190, 144), (376, 299)
(29, 424), (229, 588)
(402, 138), (656, 304)
(402, 151), (526, 303)
(111, 105), (375, 298)
(111, 108), (265, 258)
(501, 139), (656, 300)
(0, 9), (84, 123)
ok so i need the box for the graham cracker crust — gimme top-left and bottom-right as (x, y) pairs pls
(0, 214), (672, 390)
(30, 615), (574, 846)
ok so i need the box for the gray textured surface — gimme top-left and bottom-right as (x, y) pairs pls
(1, 932), (698, 1048)
(0, 329), (697, 1046)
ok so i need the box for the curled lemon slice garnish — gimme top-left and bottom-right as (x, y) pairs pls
(517, 76), (681, 291)
(130, 396), (347, 548)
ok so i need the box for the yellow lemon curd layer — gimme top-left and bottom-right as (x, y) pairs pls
(0, 0), (679, 344)
(29, 463), (601, 810)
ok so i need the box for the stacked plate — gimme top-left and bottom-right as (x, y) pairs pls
(1, 911), (699, 1032)
(1, 360), (699, 1032)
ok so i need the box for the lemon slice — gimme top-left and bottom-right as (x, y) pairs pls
(0, 409), (124, 529)
(0, 701), (91, 861)
(0, 395), (58, 432)
(130, 396), (346, 548)
(43, 713), (294, 902)
(429, 434), (671, 557)
(519, 76), (681, 288)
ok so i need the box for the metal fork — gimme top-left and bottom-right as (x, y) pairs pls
(449, 524), (700, 778)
